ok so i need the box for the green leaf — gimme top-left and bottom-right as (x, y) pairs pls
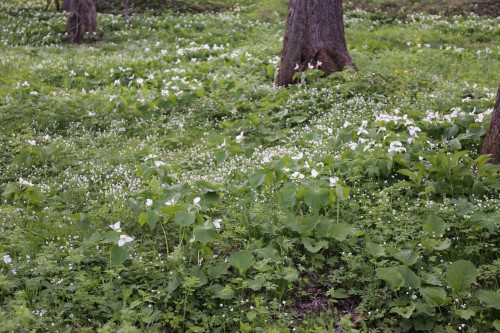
(279, 267), (299, 282)
(73, 213), (91, 230)
(229, 250), (255, 274)
(210, 284), (234, 299)
(471, 213), (500, 233)
(454, 309), (475, 320)
(111, 245), (129, 266)
(279, 186), (296, 207)
(396, 265), (421, 289)
(476, 290), (500, 310)
(303, 187), (330, 213)
(139, 210), (159, 230)
(325, 223), (358, 242)
(445, 260), (477, 295)
(301, 237), (328, 253)
(376, 267), (404, 291)
(249, 170), (267, 188)
(193, 226), (218, 245)
(423, 215), (446, 236)
(328, 288), (349, 299)
(420, 287), (448, 307)
(174, 210), (196, 227)
(393, 250), (419, 266)
(365, 242), (385, 258)
(129, 300), (142, 309)
(414, 302), (435, 316)
(215, 150), (229, 165)
(254, 245), (280, 261)
(208, 262), (230, 279)
(390, 303), (415, 319)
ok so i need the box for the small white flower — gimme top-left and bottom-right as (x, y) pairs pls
(193, 197), (201, 206)
(154, 161), (166, 167)
(189, 236), (196, 243)
(19, 178), (33, 186)
(294, 63), (299, 70)
(27, 140), (36, 146)
(136, 78), (144, 85)
(109, 222), (122, 232)
(146, 199), (153, 207)
(408, 126), (421, 136)
(293, 152), (303, 160)
(236, 131), (244, 143)
(348, 142), (358, 150)
(329, 177), (339, 185)
(388, 141), (406, 153)
(165, 199), (175, 206)
(311, 169), (319, 178)
(213, 219), (222, 229)
(118, 235), (133, 247)
(3, 255), (12, 264)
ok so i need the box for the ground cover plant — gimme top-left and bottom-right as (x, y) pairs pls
(0, 0), (499, 332)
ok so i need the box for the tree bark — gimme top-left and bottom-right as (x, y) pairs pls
(276, 0), (355, 87)
(62, 0), (71, 11)
(480, 85), (500, 164)
(66, 0), (98, 44)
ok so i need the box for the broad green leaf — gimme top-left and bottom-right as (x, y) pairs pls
(396, 265), (421, 289)
(245, 276), (265, 291)
(476, 290), (500, 310)
(210, 284), (234, 299)
(188, 266), (208, 286)
(471, 213), (500, 233)
(201, 191), (219, 206)
(423, 215), (446, 237)
(328, 288), (349, 299)
(284, 215), (320, 236)
(393, 250), (419, 266)
(193, 226), (218, 245)
(129, 300), (142, 309)
(303, 187), (330, 213)
(365, 242), (385, 258)
(454, 309), (475, 320)
(215, 150), (229, 165)
(174, 210), (196, 227)
(279, 186), (296, 207)
(493, 320), (500, 331)
(73, 213), (91, 230)
(139, 210), (159, 230)
(254, 245), (280, 261)
(229, 250), (255, 274)
(126, 199), (144, 215)
(376, 267), (404, 291)
(414, 302), (435, 316)
(249, 170), (267, 188)
(208, 262), (230, 279)
(301, 237), (328, 253)
(390, 303), (415, 318)
(326, 223), (358, 242)
(420, 287), (448, 307)
(111, 245), (129, 266)
(279, 267), (299, 282)
(422, 237), (451, 251)
(445, 260), (477, 295)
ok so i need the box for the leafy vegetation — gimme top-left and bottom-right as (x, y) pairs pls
(0, 0), (499, 332)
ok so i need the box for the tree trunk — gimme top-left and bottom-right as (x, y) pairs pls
(62, 0), (71, 11)
(66, 0), (98, 44)
(480, 85), (500, 164)
(276, 0), (355, 87)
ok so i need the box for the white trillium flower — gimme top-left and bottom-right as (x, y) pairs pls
(109, 222), (122, 232)
(3, 255), (12, 264)
(236, 131), (244, 143)
(213, 219), (222, 229)
(146, 199), (153, 207)
(193, 197), (201, 206)
(19, 178), (33, 186)
(311, 169), (319, 178)
(27, 140), (36, 146)
(329, 177), (339, 186)
(118, 235), (134, 247)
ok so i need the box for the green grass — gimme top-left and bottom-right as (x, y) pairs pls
(0, 0), (499, 332)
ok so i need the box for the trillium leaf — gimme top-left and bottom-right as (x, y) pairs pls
(476, 290), (500, 310)
(139, 210), (159, 230)
(174, 210), (196, 227)
(445, 260), (477, 295)
(396, 265), (421, 289)
(111, 244), (129, 266)
(423, 215), (446, 236)
(393, 249), (419, 266)
(249, 170), (267, 188)
(454, 309), (475, 320)
(376, 267), (404, 291)
(303, 187), (330, 213)
(326, 223), (357, 242)
(229, 250), (255, 274)
(301, 237), (328, 253)
(365, 242), (385, 258)
(420, 287), (449, 307)
(390, 303), (415, 319)
(254, 245), (280, 261)
(208, 262), (230, 279)
(210, 284), (234, 299)
(193, 226), (218, 245)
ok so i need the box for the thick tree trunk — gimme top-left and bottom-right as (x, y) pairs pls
(480, 85), (500, 164)
(66, 0), (98, 44)
(62, 0), (71, 11)
(276, 0), (355, 87)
